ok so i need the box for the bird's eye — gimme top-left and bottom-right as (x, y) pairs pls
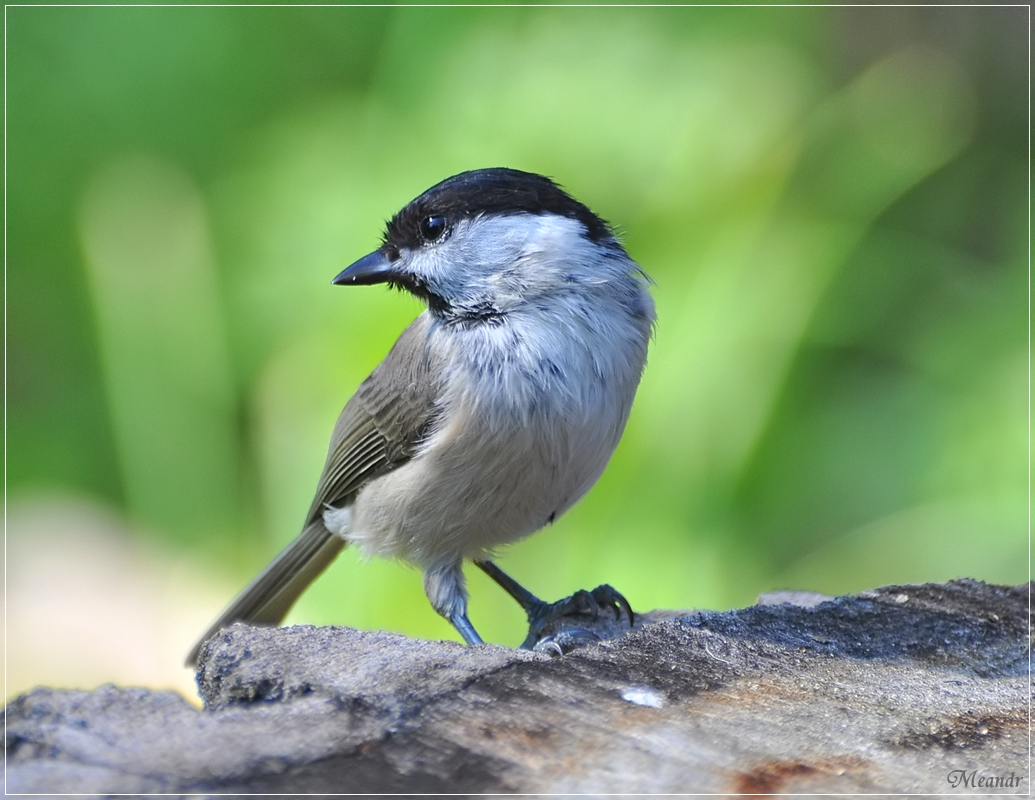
(419, 215), (448, 243)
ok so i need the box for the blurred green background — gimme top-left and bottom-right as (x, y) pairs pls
(6, 5), (1027, 700)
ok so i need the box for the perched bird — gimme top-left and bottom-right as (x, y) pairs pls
(187, 168), (655, 665)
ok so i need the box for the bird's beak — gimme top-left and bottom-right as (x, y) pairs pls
(332, 249), (395, 286)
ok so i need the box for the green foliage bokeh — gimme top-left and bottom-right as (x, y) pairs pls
(7, 5), (1027, 648)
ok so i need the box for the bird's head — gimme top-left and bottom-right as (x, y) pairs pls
(333, 168), (641, 325)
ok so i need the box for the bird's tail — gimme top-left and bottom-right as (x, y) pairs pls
(185, 520), (346, 666)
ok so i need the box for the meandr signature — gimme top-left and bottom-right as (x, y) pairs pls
(946, 769), (1023, 790)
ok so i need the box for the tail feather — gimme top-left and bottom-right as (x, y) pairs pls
(186, 521), (345, 666)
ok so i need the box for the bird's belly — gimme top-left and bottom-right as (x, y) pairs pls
(346, 408), (617, 569)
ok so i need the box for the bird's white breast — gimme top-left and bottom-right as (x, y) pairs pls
(343, 280), (651, 573)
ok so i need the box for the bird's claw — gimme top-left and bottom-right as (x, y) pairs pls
(533, 628), (602, 657)
(552, 585), (634, 625)
(521, 584), (636, 653)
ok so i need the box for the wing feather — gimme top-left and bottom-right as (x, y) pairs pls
(187, 313), (444, 666)
(306, 313), (442, 521)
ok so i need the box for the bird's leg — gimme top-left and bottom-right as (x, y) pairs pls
(449, 611), (484, 645)
(475, 559), (635, 654)
(474, 559), (551, 618)
(424, 561), (483, 645)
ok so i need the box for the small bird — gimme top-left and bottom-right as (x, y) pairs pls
(187, 168), (655, 665)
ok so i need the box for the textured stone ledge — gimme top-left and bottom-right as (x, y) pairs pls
(5, 579), (1029, 794)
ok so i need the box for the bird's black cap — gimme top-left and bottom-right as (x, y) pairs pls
(383, 168), (615, 253)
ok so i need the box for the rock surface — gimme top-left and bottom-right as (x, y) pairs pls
(5, 579), (1030, 795)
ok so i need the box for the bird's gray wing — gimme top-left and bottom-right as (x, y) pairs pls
(187, 314), (442, 666)
(306, 312), (443, 521)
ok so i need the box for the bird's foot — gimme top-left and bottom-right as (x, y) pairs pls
(472, 561), (636, 656)
(521, 584), (636, 655)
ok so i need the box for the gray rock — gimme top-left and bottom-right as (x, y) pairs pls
(5, 579), (1029, 794)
